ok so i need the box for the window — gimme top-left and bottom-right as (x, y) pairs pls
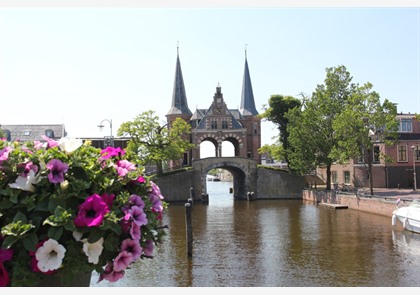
(397, 145), (407, 162)
(23, 130), (31, 136)
(414, 145), (420, 161)
(344, 171), (350, 184)
(45, 129), (54, 138)
(331, 171), (338, 184)
(4, 130), (11, 141)
(222, 120), (228, 129)
(211, 120), (217, 129)
(373, 146), (380, 163)
(399, 118), (412, 132)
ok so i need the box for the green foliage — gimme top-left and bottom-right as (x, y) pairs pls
(259, 94), (301, 162)
(258, 140), (284, 162)
(117, 110), (194, 176)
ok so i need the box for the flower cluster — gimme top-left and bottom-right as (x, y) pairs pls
(0, 136), (167, 287)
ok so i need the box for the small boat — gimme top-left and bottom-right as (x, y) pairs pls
(392, 199), (420, 234)
(212, 177), (221, 182)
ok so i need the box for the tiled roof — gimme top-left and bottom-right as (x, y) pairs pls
(1, 124), (67, 142)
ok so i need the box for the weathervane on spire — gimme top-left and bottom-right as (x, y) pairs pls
(245, 44), (247, 58)
(177, 40), (179, 55)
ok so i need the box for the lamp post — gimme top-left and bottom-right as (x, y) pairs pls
(412, 145), (417, 191)
(98, 119), (113, 147)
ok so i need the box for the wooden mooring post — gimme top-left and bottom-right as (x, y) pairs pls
(185, 202), (192, 257)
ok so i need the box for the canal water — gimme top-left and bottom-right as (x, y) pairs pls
(91, 181), (420, 287)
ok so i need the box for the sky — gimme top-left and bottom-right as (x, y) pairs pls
(0, 1), (419, 152)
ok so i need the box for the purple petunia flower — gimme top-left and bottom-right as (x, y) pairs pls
(130, 223), (141, 240)
(98, 263), (124, 283)
(120, 238), (142, 262)
(20, 161), (38, 177)
(74, 194), (110, 227)
(46, 159), (68, 184)
(126, 206), (148, 227)
(143, 240), (154, 258)
(129, 194), (145, 209)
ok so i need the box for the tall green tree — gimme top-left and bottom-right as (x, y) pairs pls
(117, 110), (194, 176)
(332, 82), (398, 195)
(286, 65), (355, 190)
(259, 94), (301, 162)
(258, 137), (284, 163)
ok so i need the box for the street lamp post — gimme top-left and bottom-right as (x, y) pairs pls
(98, 119), (114, 147)
(412, 145), (417, 191)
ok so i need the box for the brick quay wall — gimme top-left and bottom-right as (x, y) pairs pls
(302, 189), (401, 218)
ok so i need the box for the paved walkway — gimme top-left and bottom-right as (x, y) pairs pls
(369, 188), (420, 201)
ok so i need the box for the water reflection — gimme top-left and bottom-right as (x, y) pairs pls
(92, 181), (420, 287)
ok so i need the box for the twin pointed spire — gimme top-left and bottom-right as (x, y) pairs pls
(167, 43), (258, 117)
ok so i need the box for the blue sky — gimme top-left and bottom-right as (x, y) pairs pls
(0, 3), (419, 150)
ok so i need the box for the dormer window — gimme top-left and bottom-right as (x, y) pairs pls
(45, 129), (54, 138)
(4, 130), (11, 141)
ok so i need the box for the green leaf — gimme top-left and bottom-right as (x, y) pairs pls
(23, 232), (39, 251)
(48, 226), (63, 240)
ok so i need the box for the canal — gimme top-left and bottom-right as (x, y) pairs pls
(91, 181), (420, 287)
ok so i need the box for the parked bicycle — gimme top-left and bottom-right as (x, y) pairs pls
(333, 183), (369, 197)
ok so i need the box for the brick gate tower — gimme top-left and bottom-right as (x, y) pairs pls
(166, 47), (261, 165)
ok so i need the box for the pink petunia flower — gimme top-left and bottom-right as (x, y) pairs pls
(101, 193), (115, 209)
(121, 238), (142, 262)
(74, 194), (110, 227)
(115, 160), (136, 177)
(0, 262), (10, 287)
(46, 159), (69, 184)
(100, 146), (125, 159)
(113, 251), (133, 272)
(42, 135), (59, 148)
(0, 146), (12, 165)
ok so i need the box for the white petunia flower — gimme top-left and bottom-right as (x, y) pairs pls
(8, 170), (38, 192)
(81, 237), (104, 264)
(58, 137), (83, 155)
(35, 239), (66, 272)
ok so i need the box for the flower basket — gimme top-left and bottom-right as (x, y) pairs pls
(0, 137), (167, 287)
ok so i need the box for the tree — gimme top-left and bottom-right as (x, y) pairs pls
(0, 127), (5, 139)
(332, 82), (398, 196)
(258, 138), (284, 163)
(117, 110), (194, 176)
(259, 94), (301, 162)
(286, 65), (355, 190)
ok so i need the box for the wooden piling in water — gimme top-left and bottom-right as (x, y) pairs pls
(185, 202), (192, 257)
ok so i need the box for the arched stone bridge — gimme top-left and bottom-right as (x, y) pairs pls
(192, 157), (258, 200)
(156, 157), (305, 202)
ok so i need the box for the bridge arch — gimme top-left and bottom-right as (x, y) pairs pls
(192, 157), (258, 200)
(198, 135), (242, 158)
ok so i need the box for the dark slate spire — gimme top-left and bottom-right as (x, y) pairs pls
(240, 47), (258, 116)
(167, 45), (192, 116)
